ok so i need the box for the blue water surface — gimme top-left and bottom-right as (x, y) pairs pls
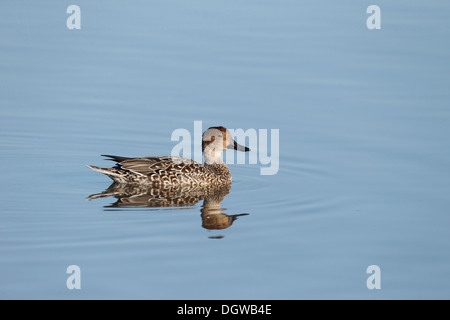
(0, 0), (449, 299)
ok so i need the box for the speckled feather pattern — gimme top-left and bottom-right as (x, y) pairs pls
(88, 155), (232, 187)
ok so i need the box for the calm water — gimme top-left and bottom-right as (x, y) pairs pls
(1, 1), (449, 299)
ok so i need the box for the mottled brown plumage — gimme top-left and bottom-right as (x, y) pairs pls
(87, 127), (250, 187)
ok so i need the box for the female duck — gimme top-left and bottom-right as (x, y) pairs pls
(87, 127), (250, 187)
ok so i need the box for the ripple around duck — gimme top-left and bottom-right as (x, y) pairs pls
(225, 155), (340, 216)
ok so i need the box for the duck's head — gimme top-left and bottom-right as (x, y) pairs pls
(202, 126), (250, 164)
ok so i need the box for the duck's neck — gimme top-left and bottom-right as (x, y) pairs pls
(203, 150), (232, 183)
(203, 149), (225, 165)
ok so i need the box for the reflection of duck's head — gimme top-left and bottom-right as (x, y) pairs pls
(199, 189), (248, 230)
(201, 209), (249, 230)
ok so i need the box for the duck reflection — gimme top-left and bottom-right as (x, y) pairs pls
(88, 183), (248, 237)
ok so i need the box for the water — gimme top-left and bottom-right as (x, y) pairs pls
(1, 0), (449, 299)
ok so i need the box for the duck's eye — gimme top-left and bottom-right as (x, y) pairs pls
(218, 134), (223, 138)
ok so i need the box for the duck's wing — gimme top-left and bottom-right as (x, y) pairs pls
(104, 155), (203, 176)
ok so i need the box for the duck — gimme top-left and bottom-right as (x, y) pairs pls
(87, 126), (250, 187)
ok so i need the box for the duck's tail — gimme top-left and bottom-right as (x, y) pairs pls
(87, 165), (127, 183)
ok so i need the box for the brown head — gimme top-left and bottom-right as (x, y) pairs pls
(202, 126), (250, 164)
(202, 127), (250, 152)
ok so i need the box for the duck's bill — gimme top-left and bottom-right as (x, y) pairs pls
(229, 140), (251, 152)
